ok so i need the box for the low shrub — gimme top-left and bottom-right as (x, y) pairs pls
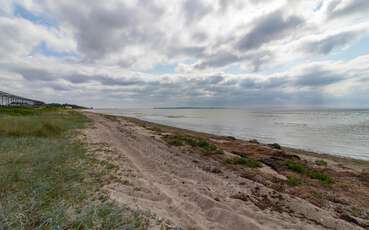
(167, 138), (184, 146)
(284, 160), (333, 185)
(285, 160), (306, 173)
(287, 176), (302, 186)
(315, 159), (328, 166)
(307, 170), (333, 185)
(225, 157), (262, 168)
(165, 135), (224, 155)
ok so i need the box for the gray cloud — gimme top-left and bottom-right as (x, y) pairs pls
(293, 68), (343, 87)
(2, 55), (368, 108)
(13, 66), (144, 87)
(327, 0), (369, 19)
(183, 0), (213, 24)
(193, 49), (272, 71)
(236, 10), (304, 51)
(301, 30), (363, 54)
(1, 0), (369, 108)
(48, 1), (165, 61)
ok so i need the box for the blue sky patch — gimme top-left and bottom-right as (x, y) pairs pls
(30, 41), (77, 58)
(14, 4), (57, 27)
(147, 63), (177, 75)
(327, 35), (369, 61)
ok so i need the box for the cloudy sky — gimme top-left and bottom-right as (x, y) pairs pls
(1, 0), (369, 108)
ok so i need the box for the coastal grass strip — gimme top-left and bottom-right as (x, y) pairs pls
(284, 160), (333, 185)
(0, 108), (148, 230)
(165, 134), (224, 155)
(225, 157), (262, 168)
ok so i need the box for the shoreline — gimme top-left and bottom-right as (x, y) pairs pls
(90, 110), (369, 169)
(82, 111), (369, 229)
(89, 108), (369, 162)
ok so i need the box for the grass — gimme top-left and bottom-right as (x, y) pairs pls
(307, 171), (333, 185)
(285, 160), (306, 173)
(225, 157), (262, 168)
(287, 176), (302, 187)
(165, 135), (224, 155)
(0, 107), (148, 229)
(315, 159), (328, 166)
(284, 160), (333, 185)
(0, 112), (88, 138)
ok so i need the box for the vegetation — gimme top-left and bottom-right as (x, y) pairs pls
(225, 157), (262, 168)
(284, 160), (333, 185)
(285, 160), (306, 173)
(165, 135), (224, 155)
(0, 107), (147, 229)
(315, 159), (328, 166)
(287, 176), (302, 187)
(307, 170), (333, 185)
(46, 103), (89, 109)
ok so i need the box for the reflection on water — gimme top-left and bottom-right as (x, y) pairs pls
(93, 108), (369, 160)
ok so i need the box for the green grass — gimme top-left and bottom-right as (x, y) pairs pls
(287, 176), (302, 187)
(307, 170), (333, 185)
(285, 160), (306, 173)
(166, 138), (184, 146)
(225, 157), (262, 168)
(0, 107), (37, 116)
(0, 108), (148, 229)
(165, 135), (224, 155)
(284, 160), (333, 185)
(0, 110), (89, 137)
(315, 159), (328, 166)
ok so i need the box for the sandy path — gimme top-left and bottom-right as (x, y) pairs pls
(83, 112), (363, 230)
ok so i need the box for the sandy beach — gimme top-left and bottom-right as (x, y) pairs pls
(81, 111), (369, 230)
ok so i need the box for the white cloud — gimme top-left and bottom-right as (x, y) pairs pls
(0, 0), (369, 107)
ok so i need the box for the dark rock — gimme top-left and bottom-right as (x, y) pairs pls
(268, 143), (282, 149)
(203, 166), (222, 174)
(214, 197), (221, 202)
(339, 214), (369, 228)
(230, 193), (250, 202)
(231, 150), (246, 156)
(281, 154), (300, 161)
(359, 169), (369, 186)
(210, 167), (222, 174)
(261, 157), (286, 172)
(249, 139), (259, 144)
(272, 151), (301, 161)
(226, 136), (237, 141)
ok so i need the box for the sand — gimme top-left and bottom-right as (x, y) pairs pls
(81, 111), (369, 230)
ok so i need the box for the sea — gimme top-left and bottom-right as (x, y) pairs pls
(92, 108), (369, 160)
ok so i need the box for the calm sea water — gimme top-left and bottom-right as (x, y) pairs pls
(93, 108), (369, 160)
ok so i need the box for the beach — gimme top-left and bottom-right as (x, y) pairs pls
(81, 111), (369, 229)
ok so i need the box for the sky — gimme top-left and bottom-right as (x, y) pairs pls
(1, 0), (369, 108)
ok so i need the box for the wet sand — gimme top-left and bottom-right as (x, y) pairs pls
(81, 111), (369, 230)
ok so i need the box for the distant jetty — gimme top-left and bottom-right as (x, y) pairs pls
(0, 90), (44, 107)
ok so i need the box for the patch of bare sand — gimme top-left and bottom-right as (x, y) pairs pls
(82, 112), (364, 230)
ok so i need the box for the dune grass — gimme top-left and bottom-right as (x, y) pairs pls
(287, 176), (303, 187)
(0, 107), (148, 229)
(165, 134), (224, 155)
(284, 160), (333, 185)
(315, 159), (328, 166)
(225, 157), (262, 168)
